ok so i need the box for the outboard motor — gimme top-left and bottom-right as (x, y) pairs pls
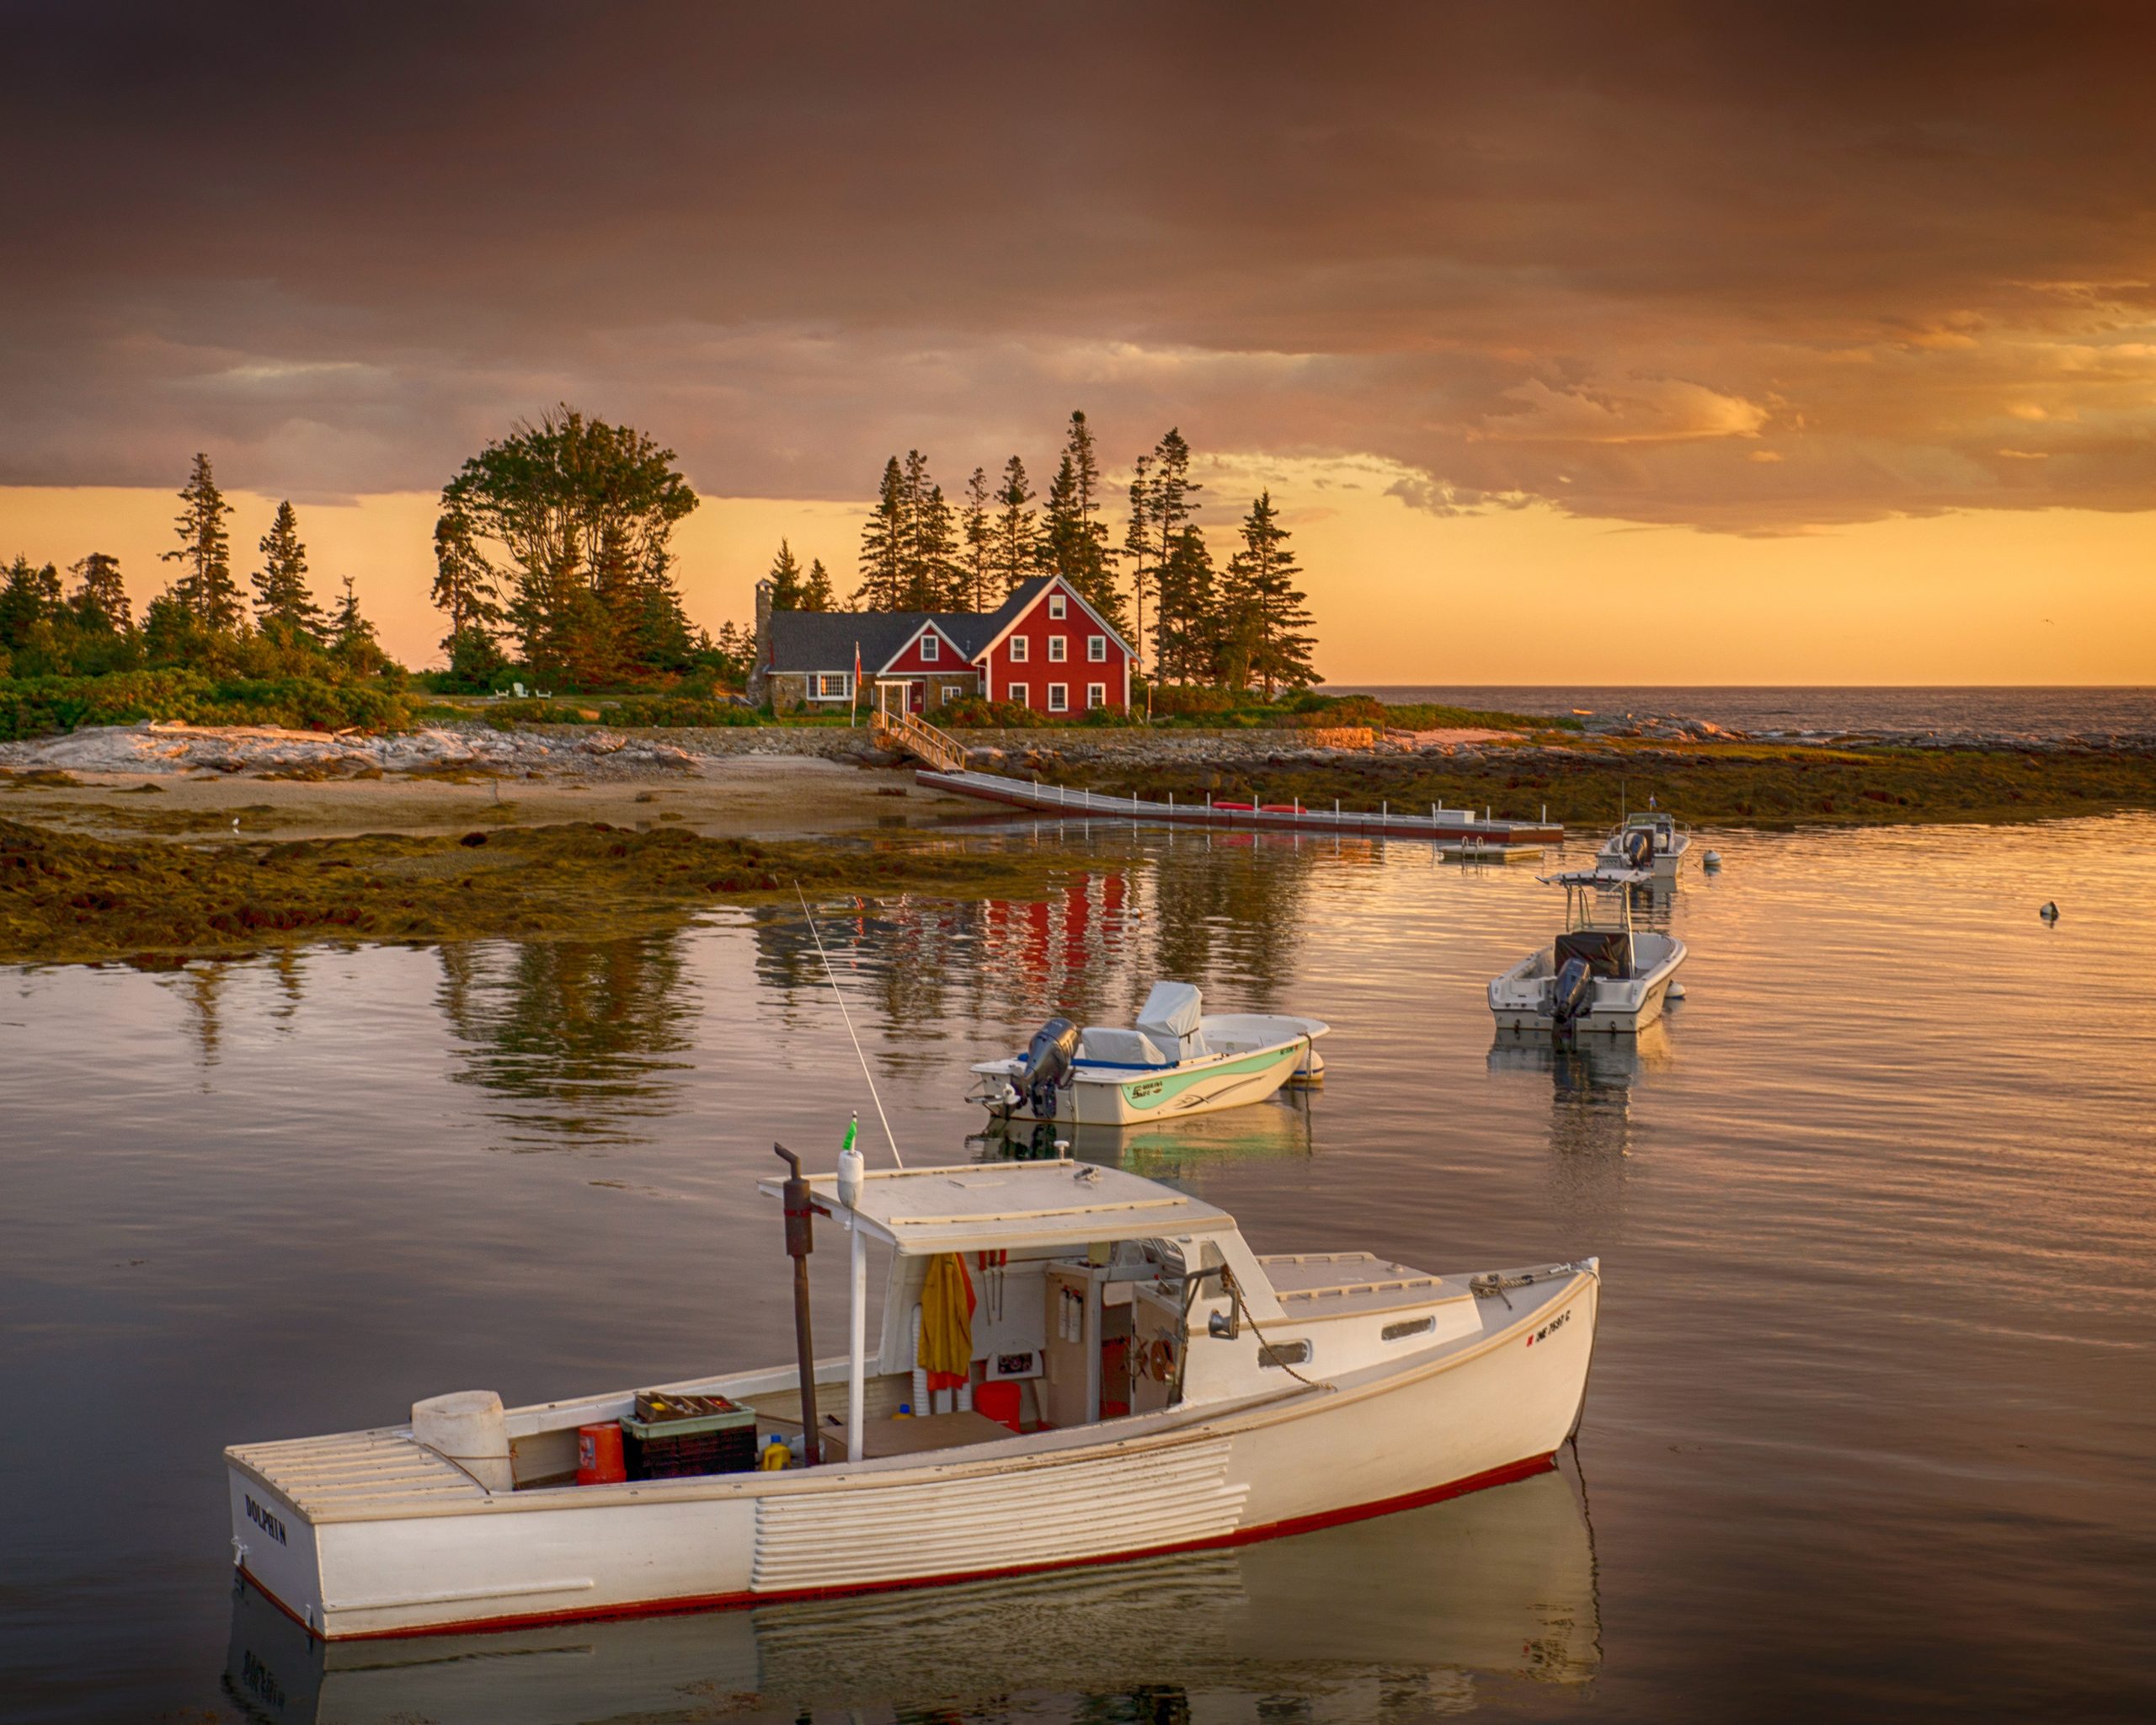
(1017, 1017), (1080, 1119)
(1550, 957), (1594, 1029)
(1621, 827), (1654, 870)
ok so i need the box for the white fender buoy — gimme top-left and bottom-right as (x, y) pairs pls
(1668, 981), (1688, 1001)
(2039, 901), (2059, 922)
(1703, 850), (1722, 871)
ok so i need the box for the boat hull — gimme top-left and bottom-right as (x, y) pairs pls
(976, 1038), (1315, 1126)
(230, 1268), (1598, 1641)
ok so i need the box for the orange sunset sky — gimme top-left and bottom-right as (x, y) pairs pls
(3, 3), (2153, 684)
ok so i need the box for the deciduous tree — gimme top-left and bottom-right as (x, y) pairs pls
(431, 406), (699, 686)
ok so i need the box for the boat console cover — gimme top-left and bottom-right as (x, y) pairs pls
(1555, 928), (1634, 980)
(1136, 981), (1209, 1060)
(1079, 1027), (1170, 1067)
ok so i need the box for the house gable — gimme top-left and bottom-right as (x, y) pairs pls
(969, 577), (1132, 665)
(877, 620), (971, 675)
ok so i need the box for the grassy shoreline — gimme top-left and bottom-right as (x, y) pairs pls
(0, 819), (1053, 968)
(1052, 740), (2156, 830)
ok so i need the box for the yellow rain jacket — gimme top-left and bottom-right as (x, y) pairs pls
(919, 1252), (976, 1388)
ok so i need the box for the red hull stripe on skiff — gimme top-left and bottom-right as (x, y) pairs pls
(242, 1450), (1558, 1643)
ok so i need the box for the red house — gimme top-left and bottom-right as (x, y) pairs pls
(755, 576), (1134, 718)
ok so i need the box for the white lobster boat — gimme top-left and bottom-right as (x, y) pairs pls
(1488, 876), (1687, 1033)
(1595, 811), (1690, 879)
(969, 981), (1329, 1127)
(225, 1158), (1599, 1642)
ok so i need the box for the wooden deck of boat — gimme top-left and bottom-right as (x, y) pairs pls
(1257, 1252), (1474, 1316)
(228, 1428), (488, 1518)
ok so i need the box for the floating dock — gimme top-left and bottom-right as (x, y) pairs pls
(915, 767), (1563, 847)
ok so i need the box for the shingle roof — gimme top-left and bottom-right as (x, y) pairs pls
(765, 610), (926, 673)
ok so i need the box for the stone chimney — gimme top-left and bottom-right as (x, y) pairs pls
(749, 578), (774, 702)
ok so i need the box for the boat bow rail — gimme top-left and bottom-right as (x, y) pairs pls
(917, 766), (1562, 845)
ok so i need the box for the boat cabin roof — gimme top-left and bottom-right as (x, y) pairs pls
(756, 1157), (1236, 1255)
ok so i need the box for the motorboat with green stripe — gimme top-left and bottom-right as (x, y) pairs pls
(969, 982), (1330, 1127)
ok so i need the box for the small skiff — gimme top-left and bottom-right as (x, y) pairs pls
(225, 1157), (1598, 1641)
(1488, 876), (1687, 1033)
(969, 980), (1328, 1127)
(1595, 811), (1690, 880)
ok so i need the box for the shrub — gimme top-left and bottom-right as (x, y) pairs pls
(0, 670), (414, 741)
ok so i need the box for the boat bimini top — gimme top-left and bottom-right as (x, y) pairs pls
(752, 1156), (1242, 1258)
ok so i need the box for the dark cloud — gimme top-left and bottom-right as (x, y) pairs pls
(4, 1), (2154, 529)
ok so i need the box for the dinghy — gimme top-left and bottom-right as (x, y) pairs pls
(1595, 810), (1691, 879)
(224, 1156), (1598, 1641)
(1488, 876), (1687, 1033)
(969, 981), (1328, 1127)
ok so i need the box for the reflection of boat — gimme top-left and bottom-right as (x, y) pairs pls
(1596, 810), (1690, 879)
(224, 1461), (1600, 1722)
(1488, 1019), (1673, 1089)
(1489, 879), (1687, 1033)
(969, 980), (1329, 1125)
(977, 1094), (1315, 1172)
(225, 1159), (1598, 1639)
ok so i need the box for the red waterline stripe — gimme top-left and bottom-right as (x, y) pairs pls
(253, 1450), (1556, 1643)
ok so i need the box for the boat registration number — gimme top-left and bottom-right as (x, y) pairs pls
(1526, 1309), (1571, 1348)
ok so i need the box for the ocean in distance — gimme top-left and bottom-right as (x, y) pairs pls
(1331, 685), (2156, 742)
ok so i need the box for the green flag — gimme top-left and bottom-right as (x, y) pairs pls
(841, 1114), (857, 1153)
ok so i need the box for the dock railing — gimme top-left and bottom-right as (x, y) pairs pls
(869, 707), (969, 773)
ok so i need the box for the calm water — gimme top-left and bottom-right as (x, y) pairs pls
(4, 815), (2155, 1722)
(1337, 685), (2156, 741)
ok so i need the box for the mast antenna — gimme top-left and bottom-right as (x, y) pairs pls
(794, 884), (905, 1169)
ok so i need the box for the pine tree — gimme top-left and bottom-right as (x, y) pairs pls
(1039, 452), (1082, 580)
(801, 558), (837, 611)
(1142, 430), (1203, 681)
(1122, 452), (1154, 673)
(767, 539), (810, 610)
(856, 457), (907, 609)
(1153, 525), (1219, 684)
(959, 467), (995, 610)
(0, 557), (63, 650)
(1060, 410), (1125, 633)
(159, 452), (243, 632)
(252, 499), (328, 641)
(328, 574), (388, 676)
(68, 553), (131, 633)
(1225, 491), (1317, 697)
(905, 459), (960, 609)
(431, 503), (506, 682)
(991, 455), (1038, 594)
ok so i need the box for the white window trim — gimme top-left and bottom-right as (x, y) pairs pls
(1049, 592), (1068, 619)
(1048, 634), (1067, 662)
(812, 672), (854, 701)
(920, 633), (940, 662)
(1008, 636), (1029, 663)
(1087, 634), (1107, 662)
(1087, 682), (1107, 708)
(1007, 681), (1029, 708)
(1048, 682), (1069, 713)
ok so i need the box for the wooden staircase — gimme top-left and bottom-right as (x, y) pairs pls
(869, 707), (969, 772)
